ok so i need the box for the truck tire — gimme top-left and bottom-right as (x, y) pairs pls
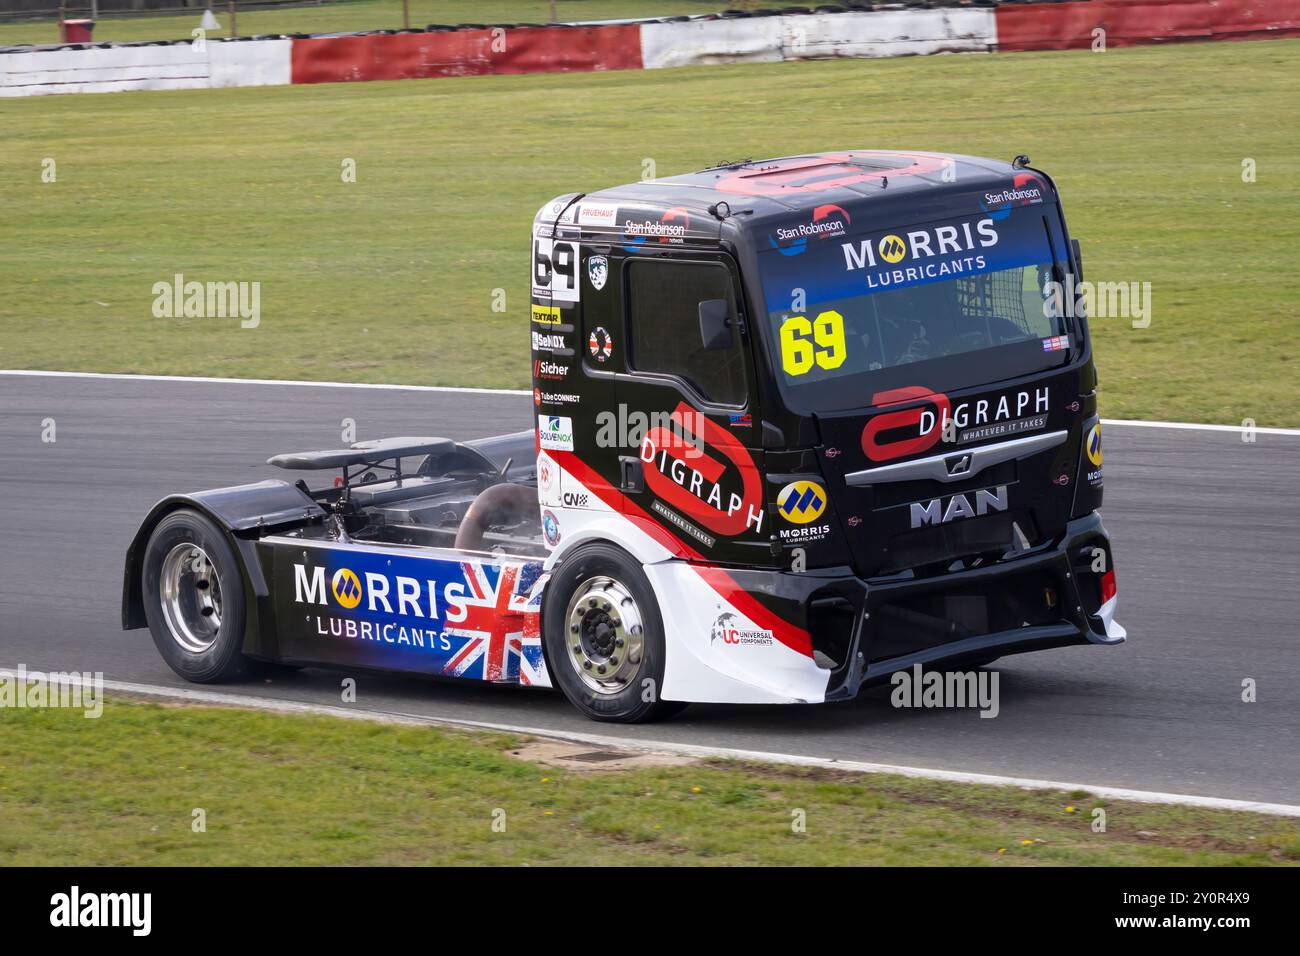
(141, 508), (250, 683)
(543, 542), (686, 723)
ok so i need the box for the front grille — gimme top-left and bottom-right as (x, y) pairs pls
(879, 510), (1039, 575)
(867, 566), (1063, 663)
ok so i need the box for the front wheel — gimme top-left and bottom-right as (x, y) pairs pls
(542, 543), (685, 723)
(141, 508), (250, 683)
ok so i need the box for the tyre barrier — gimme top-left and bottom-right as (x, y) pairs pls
(1, 1), (1296, 97)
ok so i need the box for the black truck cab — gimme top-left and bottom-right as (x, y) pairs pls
(531, 150), (1123, 701)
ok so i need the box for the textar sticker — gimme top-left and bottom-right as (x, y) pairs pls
(531, 304), (564, 325)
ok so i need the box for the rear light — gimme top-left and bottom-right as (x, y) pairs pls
(1100, 568), (1117, 604)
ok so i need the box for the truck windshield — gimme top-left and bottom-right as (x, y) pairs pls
(758, 205), (1073, 412)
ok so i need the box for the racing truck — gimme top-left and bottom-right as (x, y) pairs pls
(123, 150), (1124, 722)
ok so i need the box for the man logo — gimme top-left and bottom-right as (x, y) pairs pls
(331, 568), (362, 609)
(878, 234), (907, 264)
(777, 480), (827, 524)
(1086, 423), (1103, 467)
(946, 453), (972, 477)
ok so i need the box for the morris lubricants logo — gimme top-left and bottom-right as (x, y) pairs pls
(1086, 423), (1103, 467)
(777, 481), (826, 524)
(331, 568), (362, 609)
(842, 217), (999, 272)
(878, 235), (907, 264)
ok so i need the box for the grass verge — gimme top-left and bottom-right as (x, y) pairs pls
(1, 698), (1297, 865)
(0, 40), (1297, 424)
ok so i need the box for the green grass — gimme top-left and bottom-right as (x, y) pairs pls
(0, 40), (1297, 425)
(2, 698), (1296, 865)
(0, 1), (721, 47)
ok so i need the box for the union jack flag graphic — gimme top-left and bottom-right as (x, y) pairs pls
(442, 560), (544, 682)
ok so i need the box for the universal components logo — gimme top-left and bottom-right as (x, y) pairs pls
(776, 480), (826, 524)
(710, 612), (774, 648)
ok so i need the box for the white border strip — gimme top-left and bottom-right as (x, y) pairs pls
(5, 668), (1297, 817)
(3, 369), (1297, 435)
(0, 368), (529, 397)
(1101, 417), (1299, 436)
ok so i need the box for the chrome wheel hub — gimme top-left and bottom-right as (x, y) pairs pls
(564, 575), (644, 696)
(160, 543), (223, 653)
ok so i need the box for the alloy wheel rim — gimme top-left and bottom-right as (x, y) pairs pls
(564, 575), (645, 696)
(159, 543), (223, 653)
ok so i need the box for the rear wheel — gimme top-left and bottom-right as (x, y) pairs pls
(543, 543), (685, 723)
(142, 509), (250, 683)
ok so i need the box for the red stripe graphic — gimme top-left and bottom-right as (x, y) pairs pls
(548, 449), (813, 659)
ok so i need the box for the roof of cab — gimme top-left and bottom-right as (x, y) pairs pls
(543, 151), (1056, 242)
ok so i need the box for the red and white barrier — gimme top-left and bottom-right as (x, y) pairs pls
(639, 8), (996, 69)
(995, 0), (1299, 51)
(289, 23), (642, 85)
(0, 37), (289, 96)
(1, 2), (1296, 97)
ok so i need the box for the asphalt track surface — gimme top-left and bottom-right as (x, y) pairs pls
(1, 372), (1297, 805)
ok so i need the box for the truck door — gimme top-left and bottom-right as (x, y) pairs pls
(612, 253), (770, 566)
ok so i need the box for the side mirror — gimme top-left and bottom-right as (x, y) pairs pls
(698, 299), (733, 350)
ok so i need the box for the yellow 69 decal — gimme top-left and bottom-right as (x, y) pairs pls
(779, 310), (846, 376)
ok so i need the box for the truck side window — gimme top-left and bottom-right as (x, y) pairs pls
(626, 260), (747, 406)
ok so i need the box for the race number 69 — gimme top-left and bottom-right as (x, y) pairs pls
(780, 310), (846, 376)
(533, 237), (579, 303)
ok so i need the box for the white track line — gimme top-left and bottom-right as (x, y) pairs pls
(3, 369), (1298, 435)
(4, 668), (1298, 817)
(1100, 418), (1300, 436)
(0, 368), (530, 397)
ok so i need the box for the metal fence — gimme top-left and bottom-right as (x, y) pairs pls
(0, 1), (328, 23)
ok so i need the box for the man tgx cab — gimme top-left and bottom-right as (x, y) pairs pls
(529, 150), (1122, 718)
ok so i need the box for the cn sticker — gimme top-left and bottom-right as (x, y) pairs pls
(532, 237), (579, 304)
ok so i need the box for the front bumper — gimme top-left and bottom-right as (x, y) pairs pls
(726, 511), (1123, 702)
